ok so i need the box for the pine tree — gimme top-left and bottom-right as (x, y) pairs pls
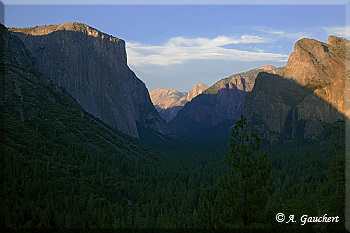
(217, 115), (274, 227)
(196, 189), (220, 228)
(317, 119), (346, 232)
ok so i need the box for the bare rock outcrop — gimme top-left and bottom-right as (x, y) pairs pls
(245, 36), (348, 143)
(186, 83), (209, 101)
(150, 83), (208, 122)
(9, 22), (173, 138)
(150, 88), (187, 110)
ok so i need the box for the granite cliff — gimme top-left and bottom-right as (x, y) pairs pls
(244, 36), (349, 143)
(168, 66), (283, 137)
(1, 23), (156, 160)
(282, 36), (349, 118)
(9, 22), (172, 138)
(150, 83), (208, 122)
(186, 83), (209, 102)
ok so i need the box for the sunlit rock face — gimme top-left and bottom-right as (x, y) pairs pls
(10, 22), (173, 138)
(150, 84), (208, 122)
(245, 36), (349, 143)
(186, 83), (209, 102)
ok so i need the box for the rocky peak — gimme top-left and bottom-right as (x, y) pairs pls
(150, 83), (208, 109)
(281, 36), (347, 88)
(149, 83), (208, 122)
(245, 35), (349, 143)
(258, 65), (276, 71)
(186, 83), (209, 101)
(328, 35), (344, 47)
(281, 35), (349, 118)
(150, 88), (187, 109)
(203, 65), (284, 95)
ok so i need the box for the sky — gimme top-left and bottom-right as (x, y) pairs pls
(2, 1), (349, 92)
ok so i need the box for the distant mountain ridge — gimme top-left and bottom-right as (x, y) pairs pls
(9, 22), (173, 139)
(150, 83), (208, 122)
(203, 65), (283, 95)
(168, 65), (283, 137)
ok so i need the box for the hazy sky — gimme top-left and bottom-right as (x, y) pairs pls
(3, 1), (349, 92)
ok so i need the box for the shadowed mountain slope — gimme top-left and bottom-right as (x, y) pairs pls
(168, 65), (283, 137)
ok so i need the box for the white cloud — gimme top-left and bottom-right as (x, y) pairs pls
(126, 35), (288, 67)
(324, 26), (350, 38)
(256, 27), (312, 40)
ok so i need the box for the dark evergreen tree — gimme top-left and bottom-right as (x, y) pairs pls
(317, 119), (346, 232)
(196, 189), (220, 228)
(217, 115), (274, 227)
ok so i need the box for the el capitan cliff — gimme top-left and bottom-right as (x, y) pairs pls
(9, 22), (172, 139)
